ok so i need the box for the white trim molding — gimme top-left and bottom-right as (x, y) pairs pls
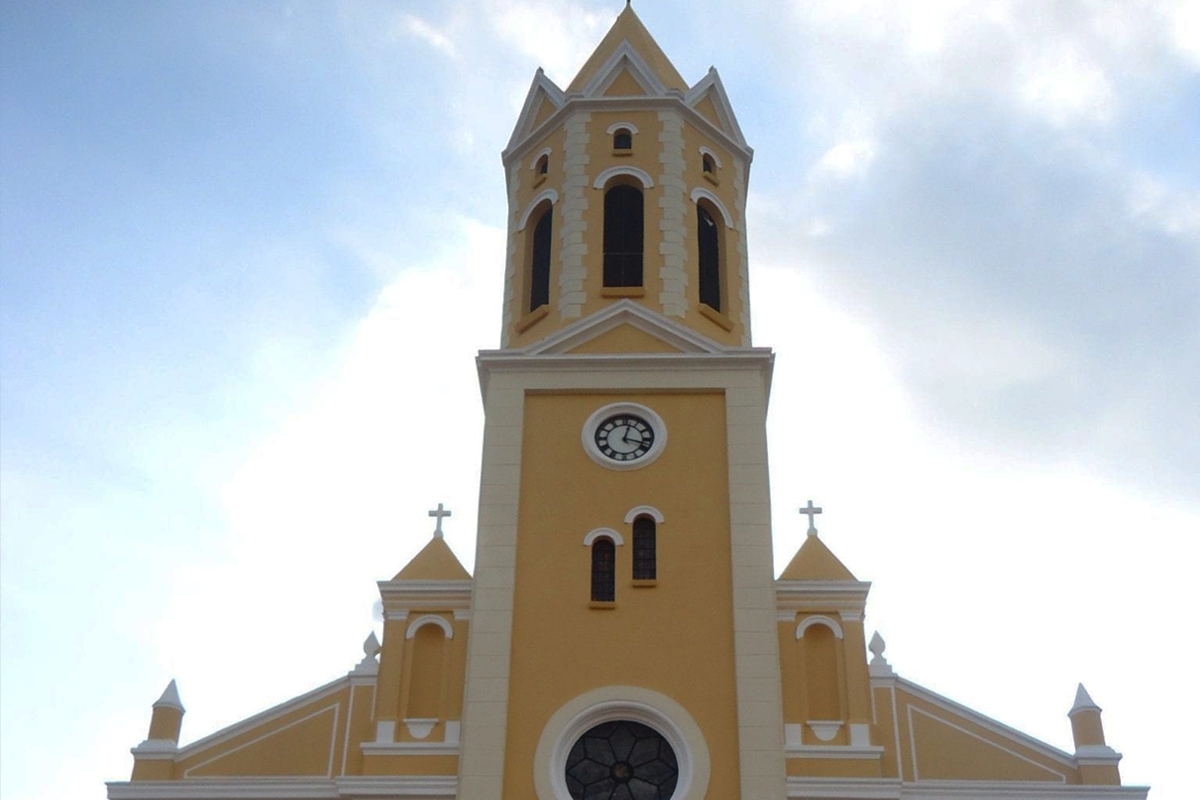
(533, 685), (711, 800)
(593, 165), (655, 189)
(518, 188), (558, 231)
(623, 505), (665, 524)
(689, 186), (733, 228)
(581, 401), (669, 471)
(583, 527), (624, 547)
(108, 775), (461, 799)
(530, 146), (552, 170)
(698, 146), (723, 169)
(606, 121), (640, 135)
(405, 614), (454, 640)
(797, 615), (844, 640)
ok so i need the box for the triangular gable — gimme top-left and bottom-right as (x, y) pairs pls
(779, 534), (857, 581)
(892, 677), (1077, 770)
(685, 67), (748, 150)
(603, 66), (649, 97)
(567, 5), (686, 95)
(579, 41), (668, 98)
(522, 300), (730, 356)
(565, 322), (684, 355)
(505, 68), (565, 153)
(393, 536), (472, 581)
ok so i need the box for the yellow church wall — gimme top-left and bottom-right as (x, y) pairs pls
(361, 754), (460, 776)
(530, 94), (557, 131)
(564, 322), (683, 354)
(691, 94), (723, 129)
(175, 690), (348, 778)
(887, 684), (1080, 784)
(870, 685), (905, 780)
(373, 617), (409, 724)
(502, 390), (744, 799)
(338, 682), (376, 776)
(786, 758), (882, 778)
(603, 67), (649, 96)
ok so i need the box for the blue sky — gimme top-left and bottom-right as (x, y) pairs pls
(2, 1), (1197, 798)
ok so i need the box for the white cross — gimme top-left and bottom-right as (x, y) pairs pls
(428, 503), (451, 538)
(799, 500), (822, 535)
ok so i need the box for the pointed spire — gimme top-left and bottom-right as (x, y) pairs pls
(1071, 682), (1102, 715)
(153, 679), (184, 712)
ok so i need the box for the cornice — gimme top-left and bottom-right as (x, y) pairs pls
(776, 579), (872, 611)
(785, 778), (1149, 800)
(107, 775), (459, 799)
(503, 94), (753, 170)
(377, 579), (473, 612)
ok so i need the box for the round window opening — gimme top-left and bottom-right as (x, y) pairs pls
(565, 720), (679, 800)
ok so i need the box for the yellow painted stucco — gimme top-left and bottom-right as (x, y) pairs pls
(116, 7), (1143, 799)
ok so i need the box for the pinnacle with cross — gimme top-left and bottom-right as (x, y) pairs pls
(799, 500), (822, 536)
(428, 503), (451, 539)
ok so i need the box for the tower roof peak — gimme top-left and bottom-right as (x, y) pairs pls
(566, 3), (687, 94)
(779, 529), (857, 581)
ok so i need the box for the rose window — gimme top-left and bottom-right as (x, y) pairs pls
(565, 719), (678, 800)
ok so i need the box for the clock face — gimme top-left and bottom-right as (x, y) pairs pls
(594, 413), (656, 462)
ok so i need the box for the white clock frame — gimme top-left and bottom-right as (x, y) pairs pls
(581, 401), (668, 471)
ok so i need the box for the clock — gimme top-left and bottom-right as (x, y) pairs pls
(594, 413), (655, 461)
(582, 402), (667, 470)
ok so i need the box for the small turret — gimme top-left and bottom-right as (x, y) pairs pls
(130, 680), (185, 780)
(1069, 683), (1122, 785)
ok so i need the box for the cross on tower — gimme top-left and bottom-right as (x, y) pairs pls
(799, 500), (822, 536)
(428, 503), (452, 538)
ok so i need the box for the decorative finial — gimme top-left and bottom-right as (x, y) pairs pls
(799, 500), (823, 536)
(868, 632), (895, 677)
(352, 631), (382, 675)
(428, 503), (451, 538)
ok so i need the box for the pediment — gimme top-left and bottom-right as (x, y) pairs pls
(685, 68), (748, 149)
(523, 301), (730, 356)
(579, 41), (669, 98)
(505, 68), (565, 153)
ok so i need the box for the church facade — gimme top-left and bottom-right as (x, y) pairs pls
(107, 8), (1147, 800)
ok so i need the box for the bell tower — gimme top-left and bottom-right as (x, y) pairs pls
(459, 6), (785, 800)
(499, 3), (754, 351)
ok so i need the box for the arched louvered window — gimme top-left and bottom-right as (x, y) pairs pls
(697, 204), (721, 311)
(702, 153), (715, 174)
(529, 206), (552, 311)
(613, 128), (632, 150)
(632, 516), (656, 580)
(603, 184), (643, 287)
(536, 153), (549, 175)
(591, 538), (615, 602)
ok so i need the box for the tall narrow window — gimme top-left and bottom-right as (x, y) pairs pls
(697, 204), (721, 311)
(613, 128), (632, 150)
(702, 153), (715, 174)
(536, 153), (549, 175)
(529, 207), (552, 311)
(632, 516), (656, 580)
(591, 538), (615, 602)
(603, 185), (643, 287)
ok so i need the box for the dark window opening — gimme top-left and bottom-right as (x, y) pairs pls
(698, 205), (721, 311)
(603, 185), (644, 287)
(537, 154), (549, 175)
(702, 154), (715, 173)
(632, 517), (656, 580)
(591, 539), (615, 602)
(613, 129), (633, 150)
(529, 208), (552, 311)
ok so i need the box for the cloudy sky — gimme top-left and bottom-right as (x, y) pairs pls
(1, 1), (1196, 797)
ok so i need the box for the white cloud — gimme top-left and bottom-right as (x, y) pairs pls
(398, 14), (459, 59)
(813, 138), (878, 178)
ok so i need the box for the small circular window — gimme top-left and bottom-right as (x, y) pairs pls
(565, 720), (678, 800)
